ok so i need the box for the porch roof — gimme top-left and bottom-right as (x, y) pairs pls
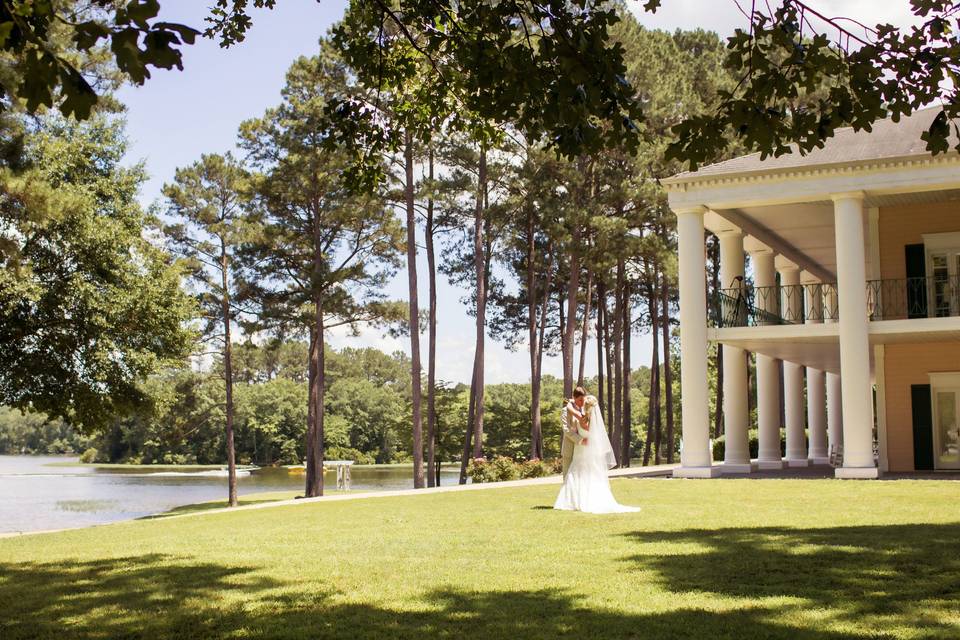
(664, 106), (956, 185)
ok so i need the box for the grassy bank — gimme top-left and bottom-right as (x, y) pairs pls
(1, 478), (959, 639)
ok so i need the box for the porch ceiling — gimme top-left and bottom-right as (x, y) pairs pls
(706, 202), (857, 283)
(712, 317), (960, 376)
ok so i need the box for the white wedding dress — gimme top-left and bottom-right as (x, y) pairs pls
(553, 402), (640, 514)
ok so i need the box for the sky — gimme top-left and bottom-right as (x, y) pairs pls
(117, 0), (918, 385)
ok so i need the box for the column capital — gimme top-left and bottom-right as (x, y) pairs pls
(715, 228), (744, 239)
(745, 246), (774, 258)
(775, 255), (800, 273)
(673, 205), (708, 216)
(830, 191), (866, 203)
(800, 271), (820, 286)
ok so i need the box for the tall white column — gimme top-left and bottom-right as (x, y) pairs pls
(750, 248), (784, 469)
(824, 284), (843, 458)
(778, 263), (807, 466)
(673, 207), (719, 478)
(832, 193), (878, 478)
(803, 274), (829, 464)
(718, 230), (751, 473)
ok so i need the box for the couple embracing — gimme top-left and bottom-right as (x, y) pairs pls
(553, 386), (639, 514)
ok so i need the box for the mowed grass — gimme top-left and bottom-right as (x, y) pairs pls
(2, 478), (960, 639)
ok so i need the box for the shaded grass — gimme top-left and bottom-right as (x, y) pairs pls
(2, 479), (960, 639)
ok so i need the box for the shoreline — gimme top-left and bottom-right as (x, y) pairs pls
(0, 464), (677, 539)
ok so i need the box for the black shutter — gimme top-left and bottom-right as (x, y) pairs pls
(905, 244), (928, 319)
(911, 384), (935, 471)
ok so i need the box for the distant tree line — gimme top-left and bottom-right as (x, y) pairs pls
(0, 341), (670, 472)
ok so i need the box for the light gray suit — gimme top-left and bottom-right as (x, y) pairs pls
(560, 401), (585, 478)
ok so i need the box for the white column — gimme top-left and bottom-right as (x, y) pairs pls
(673, 207), (719, 478)
(824, 284), (843, 458)
(803, 273), (829, 464)
(718, 230), (751, 473)
(778, 263), (807, 467)
(750, 248), (784, 469)
(832, 193), (878, 478)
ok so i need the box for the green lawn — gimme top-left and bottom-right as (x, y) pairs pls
(2, 478), (959, 639)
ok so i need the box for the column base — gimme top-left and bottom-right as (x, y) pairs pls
(721, 462), (754, 475)
(756, 459), (785, 470)
(673, 465), (722, 478)
(834, 466), (880, 479)
(786, 458), (810, 467)
(809, 456), (830, 465)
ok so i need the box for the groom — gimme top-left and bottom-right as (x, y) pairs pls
(560, 386), (589, 479)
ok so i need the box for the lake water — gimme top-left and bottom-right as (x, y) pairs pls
(0, 455), (462, 534)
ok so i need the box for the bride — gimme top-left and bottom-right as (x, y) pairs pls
(554, 388), (640, 514)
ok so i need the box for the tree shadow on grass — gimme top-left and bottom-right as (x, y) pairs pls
(0, 552), (887, 640)
(623, 523), (960, 638)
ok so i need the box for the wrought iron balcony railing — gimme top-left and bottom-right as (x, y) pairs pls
(710, 282), (830, 328)
(712, 276), (960, 328)
(867, 275), (960, 321)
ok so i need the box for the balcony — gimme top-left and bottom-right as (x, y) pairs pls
(711, 277), (960, 328)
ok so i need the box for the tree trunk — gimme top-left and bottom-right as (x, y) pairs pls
(611, 261), (623, 464)
(404, 130), (425, 489)
(621, 269), (631, 467)
(470, 143), (488, 461)
(596, 280), (605, 418)
(563, 223), (581, 398)
(661, 271), (676, 464)
(425, 146), (438, 487)
(527, 206), (543, 460)
(602, 286), (614, 431)
(459, 358), (478, 485)
(578, 266), (592, 387)
(305, 308), (325, 497)
(220, 241), (237, 507)
(644, 270), (661, 466)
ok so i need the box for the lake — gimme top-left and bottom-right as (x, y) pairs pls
(0, 455), (462, 534)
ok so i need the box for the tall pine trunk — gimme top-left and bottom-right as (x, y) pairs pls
(305, 308), (325, 497)
(611, 261), (623, 464)
(527, 206), (544, 460)
(404, 130), (425, 489)
(220, 240), (237, 507)
(459, 360), (477, 484)
(621, 270), (631, 467)
(596, 281), (606, 417)
(644, 269), (661, 465)
(661, 271), (676, 463)
(563, 225), (581, 399)
(469, 144), (488, 460)
(425, 147), (438, 487)
(602, 287), (614, 430)
(578, 267), (592, 386)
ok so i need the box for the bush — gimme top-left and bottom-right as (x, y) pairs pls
(518, 458), (552, 479)
(468, 456), (562, 483)
(712, 428), (789, 461)
(468, 456), (519, 483)
(326, 446), (376, 466)
(79, 447), (98, 464)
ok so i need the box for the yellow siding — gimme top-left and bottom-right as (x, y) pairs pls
(884, 342), (960, 472)
(878, 201), (960, 280)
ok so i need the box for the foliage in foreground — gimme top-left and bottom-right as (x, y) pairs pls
(1, 480), (959, 639)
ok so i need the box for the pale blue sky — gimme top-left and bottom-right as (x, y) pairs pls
(119, 1), (914, 384)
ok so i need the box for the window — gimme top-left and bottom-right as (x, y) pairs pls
(922, 232), (960, 318)
(929, 373), (960, 470)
